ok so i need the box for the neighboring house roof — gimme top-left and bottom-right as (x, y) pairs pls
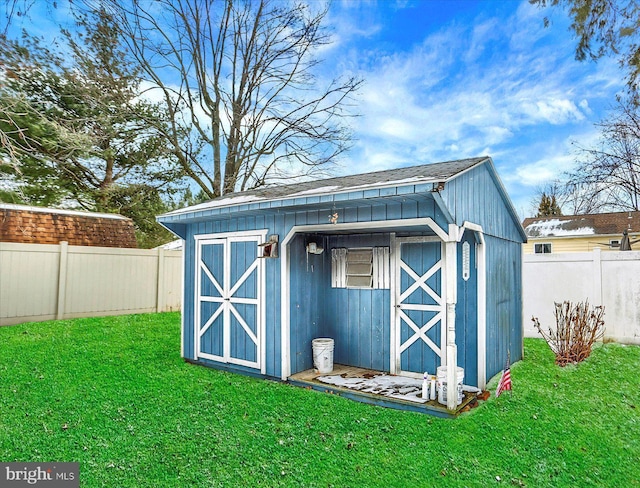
(0, 203), (137, 248)
(522, 211), (640, 238)
(162, 157), (486, 217)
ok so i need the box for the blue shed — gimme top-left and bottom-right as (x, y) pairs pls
(158, 157), (527, 410)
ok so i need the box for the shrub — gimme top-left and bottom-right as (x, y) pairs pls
(531, 300), (605, 366)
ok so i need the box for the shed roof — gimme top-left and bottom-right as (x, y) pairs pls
(158, 156), (526, 243)
(522, 211), (640, 238)
(162, 157), (486, 218)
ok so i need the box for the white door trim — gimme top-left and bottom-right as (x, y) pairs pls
(194, 231), (267, 373)
(392, 236), (445, 377)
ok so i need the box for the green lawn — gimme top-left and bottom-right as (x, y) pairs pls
(0, 313), (638, 487)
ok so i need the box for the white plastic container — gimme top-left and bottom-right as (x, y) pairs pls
(436, 366), (464, 406)
(422, 372), (429, 400)
(312, 338), (334, 374)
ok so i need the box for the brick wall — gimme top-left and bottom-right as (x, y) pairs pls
(0, 207), (137, 248)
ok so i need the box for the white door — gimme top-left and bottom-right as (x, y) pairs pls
(195, 233), (265, 371)
(393, 236), (446, 376)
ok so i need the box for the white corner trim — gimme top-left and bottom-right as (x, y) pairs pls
(475, 231), (487, 390)
(445, 224), (459, 410)
(180, 238), (186, 359)
(280, 230), (294, 380)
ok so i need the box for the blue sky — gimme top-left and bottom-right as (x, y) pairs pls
(321, 0), (623, 217)
(7, 0), (624, 217)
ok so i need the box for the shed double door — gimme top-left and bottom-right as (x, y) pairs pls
(195, 233), (265, 372)
(393, 236), (445, 377)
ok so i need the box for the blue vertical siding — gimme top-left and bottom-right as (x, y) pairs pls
(180, 197), (457, 379)
(484, 235), (523, 380)
(175, 167), (524, 386)
(441, 164), (523, 243)
(455, 232), (478, 386)
(263, 213), (281, 377)
(182, 214), (285, 378)
(289, 234), (325, 374)
(441, 163), (524, 383)
(321, 233), (391, 372)
(183, 227), (196, 360)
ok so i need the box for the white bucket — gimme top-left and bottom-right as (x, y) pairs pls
(436, 366), (464, 406)
(312, 338), (334, 374)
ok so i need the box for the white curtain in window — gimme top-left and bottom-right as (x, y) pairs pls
(372, 246), (390, 289)
(331, 248), (347, 287)
(331, 247), (390, 289)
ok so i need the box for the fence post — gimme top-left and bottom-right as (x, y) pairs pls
(56, 241), (68, 320)
(156, 247), (165, 313)
(592, 247), (602, 306)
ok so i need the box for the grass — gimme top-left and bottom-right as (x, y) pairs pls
(0, 313), (638, 487)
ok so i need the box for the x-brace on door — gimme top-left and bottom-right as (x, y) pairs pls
(195, 233), (265, 372)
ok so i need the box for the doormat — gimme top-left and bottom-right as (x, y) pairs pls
(315, 374), (428, 404)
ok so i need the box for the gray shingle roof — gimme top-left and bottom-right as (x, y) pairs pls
(237, 156), (485, 199)
(168, 157), (487, 216)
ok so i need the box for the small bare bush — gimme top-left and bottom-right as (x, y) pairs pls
(532, 301), (605, 366)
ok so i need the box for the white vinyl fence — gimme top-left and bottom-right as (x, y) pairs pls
(523, 248), (640, 345)
(0, 241), (182, 326)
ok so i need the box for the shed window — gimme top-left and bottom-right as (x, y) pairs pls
(534, 243), (552, 254)
(331, 247), (390, 289)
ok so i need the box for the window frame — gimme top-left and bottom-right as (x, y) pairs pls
(331, 246), (390, 289)
(534, 242), (552, 254)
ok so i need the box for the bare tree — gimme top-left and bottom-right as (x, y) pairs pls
(2, 0), (35, 35)
(557, 180), (611, 214)
(566, 99), (640, 212)
(104, 0), (362, 199)
(529, 180), (604, 216)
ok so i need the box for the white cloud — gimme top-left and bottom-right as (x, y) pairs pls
(482, 126), (514, 145)
(329, 0), (626, 200)
(579, 99), (591, 114)
(513, 154), (577, 187)
(464, 18), (501, 63)
(520, 98), (586, 125)
(378, 118), (415, 139)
